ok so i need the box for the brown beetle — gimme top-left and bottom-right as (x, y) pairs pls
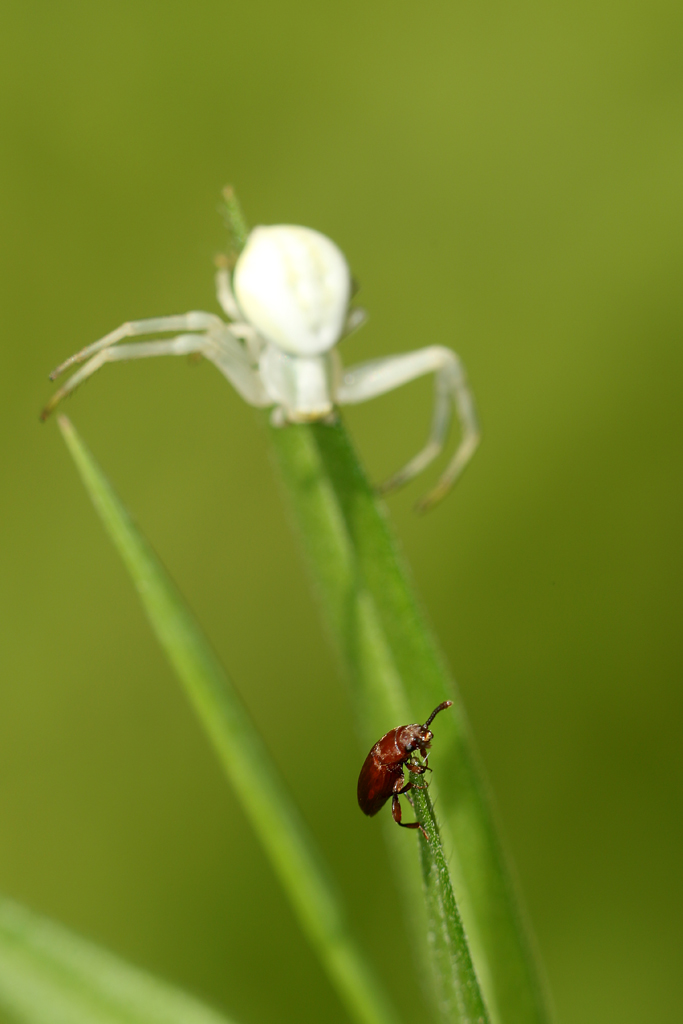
(357, 701), (453, 841)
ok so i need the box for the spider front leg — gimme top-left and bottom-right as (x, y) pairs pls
(41, 332), (212, 420)
(214, 260), (241, 320)
(336, 345), (480, 511)
(214, 264), (264, 365)
(42, 317), (269, 420)
(49, 312), (224, 380)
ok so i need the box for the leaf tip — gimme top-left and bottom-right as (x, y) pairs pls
(56, 414), (74, 439)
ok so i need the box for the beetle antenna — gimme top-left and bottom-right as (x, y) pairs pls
(423, 700), (453, 729)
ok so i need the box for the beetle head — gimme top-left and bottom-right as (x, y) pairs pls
(405, 701), (454, 753)
(398, 723), (434, 754)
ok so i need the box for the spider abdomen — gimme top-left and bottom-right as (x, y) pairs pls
(234, 225), (351, 357)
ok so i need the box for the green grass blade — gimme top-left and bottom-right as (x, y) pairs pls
(218, 186), (249, 265)
(267, 417), (550, 1024)
(57, 415), (401, 1024)
(0, 895), (237, 1024)
(411, 786), (490, 1024)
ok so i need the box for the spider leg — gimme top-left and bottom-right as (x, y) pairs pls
(49, 312), (224, 380)
(336, 345), (479, 511)
(214, 265), (241, 320)
(41, 334), (210, 419)
(342, 307), (367, 337)
(203, 327), (271, 407)
(213, 269), (266, 363)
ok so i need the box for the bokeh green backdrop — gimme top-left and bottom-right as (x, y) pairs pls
(1, 1), (681, 1022)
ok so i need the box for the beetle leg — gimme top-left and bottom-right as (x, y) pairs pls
(406, 774), (429, 790)
(399, 772), (428, 798)
(392, 793), (429, 842)
(407, 760), (431, 777)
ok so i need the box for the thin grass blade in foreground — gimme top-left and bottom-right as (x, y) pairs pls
(57, 414), (400, 1024)
(0, 895), (238, 1024)
(267, 419), (550, 1024)
(410, 785), (489, 1024)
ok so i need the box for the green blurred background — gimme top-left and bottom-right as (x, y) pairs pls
(1, 1), (681, 1022)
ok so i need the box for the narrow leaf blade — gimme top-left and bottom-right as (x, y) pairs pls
(267, 417), (550, 1024)
(412, 786), (490, 1024)
(57, 415), (400, 1024)
(0, 895), (236, 1024)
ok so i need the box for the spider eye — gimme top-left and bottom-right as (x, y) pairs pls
(233, 225), (351, 357)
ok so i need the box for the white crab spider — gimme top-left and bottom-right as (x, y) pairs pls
(43, 224), (479, 509)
